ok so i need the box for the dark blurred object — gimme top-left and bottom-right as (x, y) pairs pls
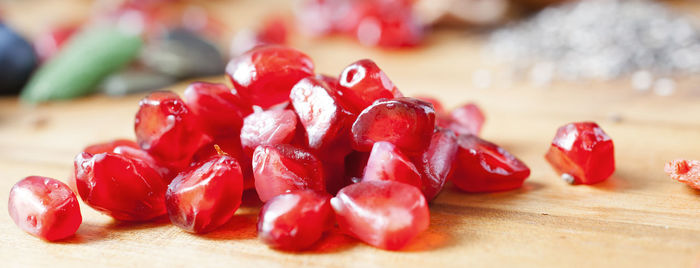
(230, 15), (288, 57)
(99, 69), (175, 96)
(33, 25), (79, 63)
(0, 23), (37, 95)
(142, 29), (225, 79)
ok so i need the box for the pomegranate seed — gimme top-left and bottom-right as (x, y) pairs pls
(135, 91), (210, 166)
(415, 128), (459, 201)
(256, 16), (288, 45)
(351, 97), (435, 155)
(354, 5), (423, 48)
(331, 180), (429, 250)
(452, 134), (530, 192)
(448, 103), (485, 136)
(665, 159), (700, 190)
(363, 141), (422, 189)
(414, 96), (446, 116)
(8, 176), (82, 241)
(166, 153), (244, 233)
(240, 109), (298, 157)
(192, 138), (255, 189)
(81, 139), (172, 181)
(74, 152), (168, 221)
(338, 59), (402, 112)
(545, 122), (615, 185)
(226, 45), (314, 108)
(183, 82), (253, 138)
(252, 144), (326, 202)
(258, 190), (333, 251)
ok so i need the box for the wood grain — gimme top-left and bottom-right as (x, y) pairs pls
(2, 0), (700, 267)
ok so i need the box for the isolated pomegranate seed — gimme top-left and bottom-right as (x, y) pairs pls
(351, 97), (435, 155)
(81, 139), (172, 182)
(545, 122), (615, 185)
(363, 141), (422, 189)
(414, 128), (459, 201)
(448, 103), (485, 136)
(166, 152), (244, 233)
(135, 91), (210, 166)
(258, 190), (333, 251)
(452, 134), (530, 192)
(8, 176), (82, 241)
(252, 144), (326, 202)
(338, 59), (402, 112)
(183, 82), (253, 138)
(74, 152), (168, 221)
(665, 159), (700, 190)
(240, 109), (298, 157)
(331, 180), (429, 250)
(226, 45), (314, 108)
(414, 96), (446, 116)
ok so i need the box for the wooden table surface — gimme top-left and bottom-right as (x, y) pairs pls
(2, 0), (700, 267)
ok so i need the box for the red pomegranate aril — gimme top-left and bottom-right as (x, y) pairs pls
(453, 134), (530, 192)
(226, 45), (314, 108)
(545, 122), (615, 185)
(415, 96), (446, 116)
(80, 139), (172, 182)
(363, 141), (422, 189)
(74, 152), (168, 221)
(665, 159), (700, 190)
(135, 91), (210, 165)
(257, 16), (288, 45)
(8, 176), (82, 241)
(192, 138), (254, 189)
(331, 180), (429, 250)
(183, 82), (253, 138)
(166, 154), (244, 233)
(351, 97), (436, 155)
(258, 190), (333, 251)
(354, 6), (423, 48)
(415, 128), (459, 201)
(448, 103), (485, 136)
(338, 59), (402, 112)
(252, 144), (326, 202)
(240, 109), (298, 157)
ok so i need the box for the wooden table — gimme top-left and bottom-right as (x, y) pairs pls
(2, 0), (700, 267)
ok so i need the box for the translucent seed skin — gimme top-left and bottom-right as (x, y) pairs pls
(545, 122), (615, 185)
(252, 144), (326, 202)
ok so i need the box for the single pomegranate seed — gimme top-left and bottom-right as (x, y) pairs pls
(452, 134), (530, 192)
(80, 139), (172, 182)
(665, 159), (700, 190)
(192, 138), (255, 189)
(256, 16), (288, 45)
(448, 103), (485, 136)
(331, 180), (429, 250)
(74, 152), (168, 221)
(8, 176), (82, 241)
(252, 144), (326, 202)
(240, 109), (298, 157)
(183, 82), (253, 138)
(166, 153), (244, 233)
(338, 59), (402, 112)
(135, 91), (210, 166)
(363, 141), (422, 189)
(351, 97), (435, 155)
(258, 190), (333, 251)
(545, 122), (615, 185)
(414, 128), (459, 201)
(226, 45), (314, 108)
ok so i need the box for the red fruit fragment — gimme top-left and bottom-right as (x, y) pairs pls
(351, 97), (435, 155)
(453, 135), (530, 192)
(74, 152), (168, 221)
(240, 109), (298, 157)
(135, 91), (210, 165)
(354, 6), (424, 48)
(363, 141), (422, 189)
(665, 159), (700, 190)
(256, 16), (288, 45)
(331, 180), (429, 250)
(226, 45), (314, 108)
(338, 59), (402, 112)
(166, 154), (244, 233)
(414, 96), (446, 116)
(448, 103), (485, 136)
(252, 144), (326, 202)
(415, 128), (459, 201)
(8, 176), (82, 241)
(545, 122), (615, 185)
(183, 82), (253, 138)
(258, 190), (333, 251)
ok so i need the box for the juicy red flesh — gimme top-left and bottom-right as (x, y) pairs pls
(79, 139), (172, 183)
(240, 109), (298, 157)
(252, 144), (326, 202)
(351, 97), (435, 155)
(414, 128), (459, 201)
(257, 16), (288, 45)
(545, 122), (615, 185)
(226, 45), (314, 108)
(447, 103), (485, 136)
(74, 152), (168, 221)
(331, 180), (429, 250)
(8, 176), (82, 241)
(665, 159), (700, 190)
(166, 155), (244, 233)
(452, 135), (530, 192)
(363, 141), (422, 189)
(192, 138), (254, 189)
(183, 82), (253, 138)
(258, 190), (333, 251)
(338, 59), (402, 112)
